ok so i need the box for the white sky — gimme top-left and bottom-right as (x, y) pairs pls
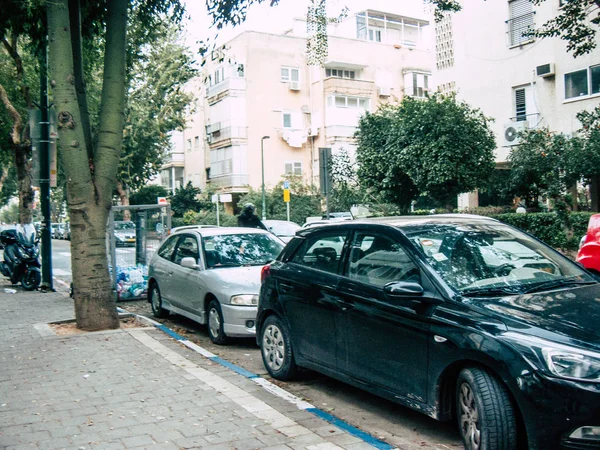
(182, 0), (429, 56)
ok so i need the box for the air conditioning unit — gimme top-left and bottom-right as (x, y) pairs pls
(378, 86), (391, 97)
(503, 121), (528, 147)
(301, 105), (310, 114)
(308, 127), (319, 137)
(536, 63), (555, 78)
(289, 81), (301, 91)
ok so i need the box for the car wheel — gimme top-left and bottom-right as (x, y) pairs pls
(150, 284), (168, 318)
(260, 315), (297, 380)
(207, 300), (228, 345)
(456, 367), (517, 450)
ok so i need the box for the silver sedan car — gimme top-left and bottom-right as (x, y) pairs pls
(148, 227), (284, 344)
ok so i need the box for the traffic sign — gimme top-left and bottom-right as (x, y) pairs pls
(283, 180), (290, 189)
(211, 194), (219, 203)
(283, 189), (290, 203)
(157, 197), (168, 205)
(220, 193), (232, 203)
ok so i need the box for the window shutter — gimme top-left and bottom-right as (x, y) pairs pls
(509, 0), (533, 46)
(515, 88), (527, 121)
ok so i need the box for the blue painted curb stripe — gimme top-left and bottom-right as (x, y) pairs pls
(209, 356), (259, 379)
(154, 324), (185, 341)
(307, 408), (395, 450)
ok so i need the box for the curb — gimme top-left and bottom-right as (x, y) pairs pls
(117, 307), (397, 450)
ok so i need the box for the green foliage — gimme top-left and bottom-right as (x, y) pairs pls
(356, 95), (495, 210)
(0, 201), (19, 224)
(169, 182), (202, 217)
(182, 209), (238, 227)
(329, 149), (363, 212)
(129, 185), (169, 205)
(238, 177), (322, 225)
(488, 211), (595, 251)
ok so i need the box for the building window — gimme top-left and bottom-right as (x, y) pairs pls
(565, 65), (600, 99)
(508, 0), (534, 47)
(194, 136), (200, 149)
(237, 63), (245, 77)
(283, 112), (292, 128)
(327, 95), (370, 110)
(281, 67), (300, 82)
(186, 138), (192, 152)
(325, 68), (356, 79)
(514, 88), (527, 121)
(210, 146), (233, 177)
(368, 27), (382, 42)
(213, 66), (225, 85)
(285, 161), (302, 175)
(404, 72), (431, 98)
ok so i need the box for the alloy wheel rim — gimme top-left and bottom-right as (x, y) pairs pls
(459, 382), (481, 450)
(209, 308), (220, 338)
(262, 324), (285, 371)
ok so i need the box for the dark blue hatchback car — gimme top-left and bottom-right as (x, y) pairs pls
(257, 215), (600, 450)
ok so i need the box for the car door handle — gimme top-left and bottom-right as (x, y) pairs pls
(280, 283), (293, 293)
(168, 270), (173, 275)
(336, 299), (354, 311)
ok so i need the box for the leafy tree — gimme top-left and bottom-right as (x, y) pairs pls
(429, 0), (600, 57)
(357, 95), (496, 211)
(129, 185), (169, 206)
(328, 149), (363, 212)
(116, 21), (196, 206)
(47, 0), (183, 330)
(170, 181), (202, 217)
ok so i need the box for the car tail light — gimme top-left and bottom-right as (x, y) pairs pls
(261, 264), (271, 284)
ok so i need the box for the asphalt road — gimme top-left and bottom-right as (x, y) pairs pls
(45, 239), (464, 450)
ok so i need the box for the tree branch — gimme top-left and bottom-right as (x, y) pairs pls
(0, 82), (23, 145)
(68, 0), (93, 161)
(1, 35), (32, 108)
(94, 0), (128, 205)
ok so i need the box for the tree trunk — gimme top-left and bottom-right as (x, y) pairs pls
(48, 0), (121, 331)
(116, 181), (131, 221)
(569, 184), (579, 212)
(14, 143), (34, 224)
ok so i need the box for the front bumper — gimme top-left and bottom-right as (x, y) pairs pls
(221, 304), (257, 337)
(515, 371), (600, 449)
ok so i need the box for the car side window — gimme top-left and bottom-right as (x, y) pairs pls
(348, 232), (420, 287)
(173, 235), (200, 266)
(291, 232), (347, 274)
(158, 236), (178, 261)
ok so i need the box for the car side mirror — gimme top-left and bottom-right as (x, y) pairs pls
(384, 281), (424, 297)
(181, 257), (199, 270)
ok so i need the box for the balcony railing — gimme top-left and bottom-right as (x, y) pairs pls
(206, 77), (247, 99)
(206, 126), (248, 144)
(208, 174), (249, 188)
(509, 112), (540, 128)
(506, 12), (535, 47)
(323, 77), (375, 96)
(324, 125), (358, 138)
(162, 152), (185, 167)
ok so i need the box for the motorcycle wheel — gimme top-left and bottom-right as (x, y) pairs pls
(21, 269), (41, 291)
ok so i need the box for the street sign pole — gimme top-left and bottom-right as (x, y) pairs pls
(39, 10), (53, 291)
(212, 194), (220, 226)
(286, 202), (290, 222)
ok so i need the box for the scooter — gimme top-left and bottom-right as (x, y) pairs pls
(0, 225), (41, 291)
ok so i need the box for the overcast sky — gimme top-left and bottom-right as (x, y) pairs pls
(182, 0), (429, 55)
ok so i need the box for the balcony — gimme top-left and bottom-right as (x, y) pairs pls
(208, 174), (249, 191)
(323, 77), (375, 97)
(206, 77), (247, 101)
(162, 152), (185, 168)
(324, 125), (358, 139)
(206, 126), (248, 145)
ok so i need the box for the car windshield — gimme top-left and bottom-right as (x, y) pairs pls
(202, 233), (284, 268)
(115, 221), (135, 231)
(265, 221), (301, 237)
(403, 222), (595, 295)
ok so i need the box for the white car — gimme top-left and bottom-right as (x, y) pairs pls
(148, 227), (284, 344)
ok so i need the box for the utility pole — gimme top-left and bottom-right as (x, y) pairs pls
(39, 8), (53, 291)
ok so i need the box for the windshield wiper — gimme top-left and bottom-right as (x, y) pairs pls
(521, 277), (596, 294)
(460, 286), (522, 297)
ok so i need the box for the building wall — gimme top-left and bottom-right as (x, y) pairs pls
(435, 1), (600, 163)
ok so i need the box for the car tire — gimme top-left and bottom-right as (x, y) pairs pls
(260, 315), (297, 381)
(207, 300), (228, 345)
(456, 367), (517, 450)
(150, 284), (168, 318)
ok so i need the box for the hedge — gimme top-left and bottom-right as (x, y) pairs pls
(489, 212), (594, 251)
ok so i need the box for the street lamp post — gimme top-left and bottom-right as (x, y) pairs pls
(261, 136), (270, 221)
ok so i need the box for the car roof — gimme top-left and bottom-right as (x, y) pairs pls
(296, 214), (500, 236)
(173, 226), (271, 237)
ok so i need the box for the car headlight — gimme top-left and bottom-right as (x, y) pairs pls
(502, 332), (600, 382)
(230, 294), (258, 306)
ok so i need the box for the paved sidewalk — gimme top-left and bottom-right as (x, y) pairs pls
(0, 283), (388, 450)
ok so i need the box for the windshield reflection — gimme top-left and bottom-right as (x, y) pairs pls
(403, 223), (595, 295)
(202, 233), (284, 268)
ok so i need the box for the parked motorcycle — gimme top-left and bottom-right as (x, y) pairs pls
(0, 225), (41, 291)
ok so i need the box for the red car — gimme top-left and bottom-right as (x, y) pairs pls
(577, 213), (600, 276)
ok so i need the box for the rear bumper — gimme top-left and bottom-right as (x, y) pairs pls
(221, 304), (257, 337)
